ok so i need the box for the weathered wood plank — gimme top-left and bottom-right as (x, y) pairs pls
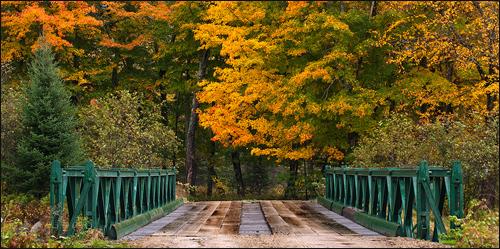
(283, 201), (342, 235)
(218, 201), (242, 235)
(271, 200), (316, 235)
(177, 201), (221, 235)
(157, 203), (208, 235)
(238, 202), (271, 235)
(260, 200), (291, 235)
(198, 201), (231, 234)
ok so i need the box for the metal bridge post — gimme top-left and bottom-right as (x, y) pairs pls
(114, 172), (122, 224)
(342, 169), (347, 206)
(50, 160), (64, 236)
(361, 176), (368, 212)
(146, 172), (151, 211)
(416, 160), (430, 240)
(132, 171), (138, 216)
(368, 174), (374, 215)
(123, 178), (131, 219)
(386, 175), (394, 222)
(91, 162), (100, 228)
(332, 171), (337, 201)
(172, 168), (177, 201)
(450, 160), (464, 228)
(157, 173), (161, 207)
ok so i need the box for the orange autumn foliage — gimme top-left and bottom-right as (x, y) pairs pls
(1, 1), (102, 61)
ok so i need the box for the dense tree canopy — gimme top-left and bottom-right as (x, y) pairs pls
(1, 1), (498, 203)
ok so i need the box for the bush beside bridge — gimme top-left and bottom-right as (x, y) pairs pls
(0, 191), (130, 248)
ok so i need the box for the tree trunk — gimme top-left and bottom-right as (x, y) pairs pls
(172, 103), (179, 168)
(304, 160), (308, 200)
(207, 163), (216, 197)
(285, 160), (299, 199)
(257, 157), (264, 195)
(355, 58), (363, 78)
(445, 61), (454, 114)
(486, 94), (496, 112)
(111, 66), (118, 88)
(186, 95), (198, 190)
(207, 140), (217, 197)
(73, 28), (81, 69)
(308, 160), (315, 198)
(370, 1), (378, 17)
(111, 48), (120, 88)
(231, 150), (245, 197)
(186, 49), (210, 193)
(348, 132), (359, 149)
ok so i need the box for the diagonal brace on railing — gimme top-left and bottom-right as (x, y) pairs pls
(66, 161), (96, 235)
(417, 161), (446, 240)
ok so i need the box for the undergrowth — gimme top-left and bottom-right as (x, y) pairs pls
(439, 199), (499, 248)
(1, 190), (130, 248)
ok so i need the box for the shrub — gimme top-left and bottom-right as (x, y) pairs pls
(1, 218), (42, 248)
(440, 199), (499, 248)
(266, 184), (285, 198)
(294, 170), (323, 199)
(78, 90), (180, 168)
(351, 113), (499, 207)
(1, 194), (50, 247)
(0, 193), (130, 248)
(213, 176), (231, 195)
(0, 85), (24, 191)
(0, 86), (24, 169)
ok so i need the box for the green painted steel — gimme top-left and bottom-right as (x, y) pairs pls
(354, 211), (403, 236)
(318, 196), (333, 210)
(330, 200), (345, 214)
(109, 199), (183, 240)
(321, 160), (464, 242)
(50, 159), (178, 238)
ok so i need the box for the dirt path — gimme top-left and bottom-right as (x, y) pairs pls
(125, 200), (449, 248)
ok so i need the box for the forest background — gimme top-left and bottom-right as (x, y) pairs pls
(0, 1), (498, 247)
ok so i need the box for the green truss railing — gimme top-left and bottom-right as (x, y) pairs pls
(49, 159), (180, 239)
(320, 160), (464, 241)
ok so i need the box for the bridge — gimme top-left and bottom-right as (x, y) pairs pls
(50, 159), (464, 247)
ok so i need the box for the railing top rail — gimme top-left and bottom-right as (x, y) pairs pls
(65, 166), (174, 171)
(62, 163), (176, 178)
(325, 165), (450, 177)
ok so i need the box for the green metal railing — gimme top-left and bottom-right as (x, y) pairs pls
(320, 160), (464, 241)
(50, 159), (180, 239)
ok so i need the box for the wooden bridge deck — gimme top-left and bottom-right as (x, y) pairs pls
(122, 200), (402, 248)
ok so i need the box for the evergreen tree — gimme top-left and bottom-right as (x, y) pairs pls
(15, 40), (83, 196)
